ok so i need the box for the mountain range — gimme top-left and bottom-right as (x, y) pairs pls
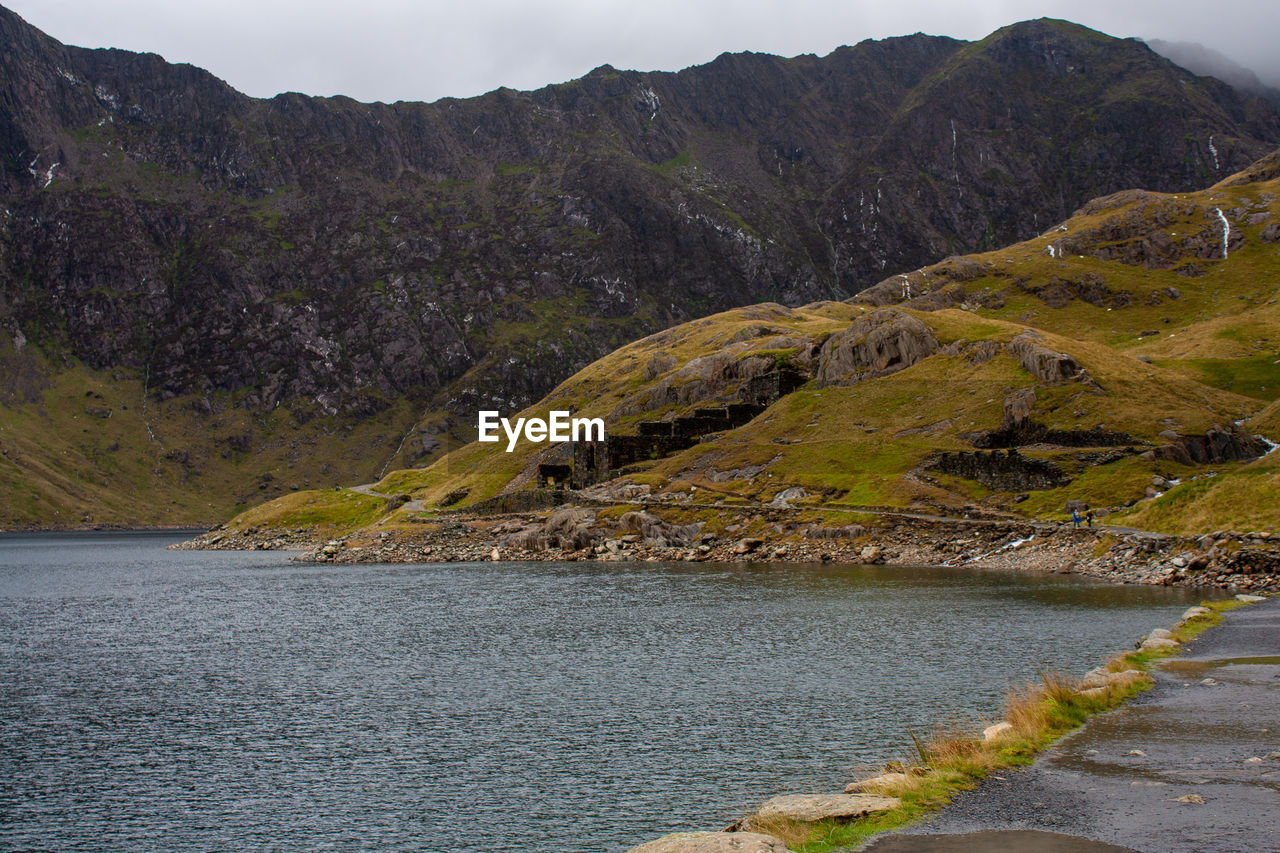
(2, 6), (1278, 526)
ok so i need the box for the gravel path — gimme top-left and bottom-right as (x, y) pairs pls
(863, 598), (1280, 853)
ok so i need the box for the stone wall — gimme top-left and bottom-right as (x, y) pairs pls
(932, 448), (1070, 491)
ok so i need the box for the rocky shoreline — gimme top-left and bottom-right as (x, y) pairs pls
(173, 503), (1280, 592)
(170, 507), (1278, 853)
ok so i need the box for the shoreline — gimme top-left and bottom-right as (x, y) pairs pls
(0, 523), (212, 534)
(173, 504), (1280, 593)
(628, 601), (1262, 853)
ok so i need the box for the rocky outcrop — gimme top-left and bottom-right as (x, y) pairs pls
(1001, 387), (1038, 431)
(1063, 194), (1254, 269)
(612, 333), (818, 417)
(1152, 425), (1269, 465)
(816, 309), (939, 385)
(615, 511), (702, 546)
(500, 507), (596, 550)
(1007, 332), (1096, 386)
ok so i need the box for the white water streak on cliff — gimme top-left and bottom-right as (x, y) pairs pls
(1215, 207), (1230, 259)
(950, 119), (961, 199)
(379, 420), (420, 479)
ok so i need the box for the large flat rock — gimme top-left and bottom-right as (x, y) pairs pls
(756, 792), (901, 822)
(628, 831), (793, 853)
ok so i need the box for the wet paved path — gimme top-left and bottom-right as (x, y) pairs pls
(863, 598), (1280, 853)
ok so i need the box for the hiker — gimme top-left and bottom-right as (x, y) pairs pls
(1085, 507), (1095, 528)
(1072, 508), (1080, 528)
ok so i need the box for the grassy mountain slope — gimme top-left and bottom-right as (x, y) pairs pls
(0, 342), (421, 526)
(234, 150), (1280, 538)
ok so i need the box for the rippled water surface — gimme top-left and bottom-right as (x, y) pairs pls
(0, 531), (1203, 852)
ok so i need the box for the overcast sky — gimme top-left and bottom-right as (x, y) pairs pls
(8, 0), (1278, 103)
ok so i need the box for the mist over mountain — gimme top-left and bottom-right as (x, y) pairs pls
(1146, 38), (1280, 104)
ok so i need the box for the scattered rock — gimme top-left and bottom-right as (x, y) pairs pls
(1181, 606), (1211, 620)
(1244, 757), (1263, 764)
(1172, 794), (1205, 804)
(1235, 594), (1267, 602)
(1141, 636), (1180, 650)
(1127, 749), (1146, 757)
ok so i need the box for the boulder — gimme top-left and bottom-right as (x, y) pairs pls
(1001, 387), (1037, 430)
(769, 487), (807, 509)
(618, 511), (702, 546)
(858, 545), (884, 564)
(1006, 332), (1091, 384)
(1141, 637), (1180, 650)
(982, 722), (1014, 741)
(816, 308), (939, 385)
(502, 507), (597, 551)
(844, 772), (908, 793)
(1181, 606), (1212, 620)
(1235, 594), (1267, 603)
(628, 831), (792, 853)
(754, 793), (900, 824)
(1078, 669), (1145, 690)
(1155, 425), (1268, 465)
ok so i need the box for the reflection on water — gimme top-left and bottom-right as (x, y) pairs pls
(0, 532), (1202, 852)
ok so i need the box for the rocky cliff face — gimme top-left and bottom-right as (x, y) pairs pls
(2, 7), (1279, 523)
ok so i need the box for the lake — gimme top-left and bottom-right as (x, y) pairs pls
(0, 531), (1203, 852)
